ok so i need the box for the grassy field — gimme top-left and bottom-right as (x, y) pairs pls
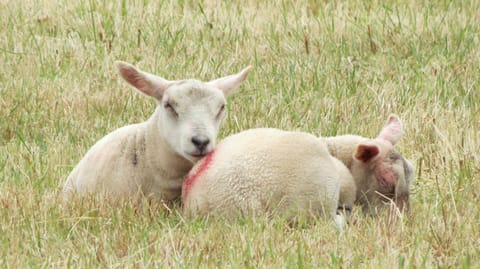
(1, 0), (479, 267)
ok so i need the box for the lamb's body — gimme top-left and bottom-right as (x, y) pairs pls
(63, 61), (251, 201)
(182, 128), (341, 219)
(63, 111), (192, 200)
(332, 156), (356, 209)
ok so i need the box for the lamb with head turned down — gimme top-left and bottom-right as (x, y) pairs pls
(182, 128), (342, 223)
(63, 61), (251, 202)
(324, 115), (415, 214)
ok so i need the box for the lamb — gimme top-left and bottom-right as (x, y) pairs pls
(182, 128), (342, 223)
(62, 61), (252, 202)
(323, 115), (415, 214)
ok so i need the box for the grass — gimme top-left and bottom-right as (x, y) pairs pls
(1, 0), (479, 267)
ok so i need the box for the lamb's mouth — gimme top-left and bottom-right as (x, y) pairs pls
(185, 147), (214, 160)
(378, 191), (410, 212)
(187, 150), (210, 158)
(189, 153), (207, 158)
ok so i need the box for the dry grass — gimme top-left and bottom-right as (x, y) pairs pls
(1, 0), (479, 268)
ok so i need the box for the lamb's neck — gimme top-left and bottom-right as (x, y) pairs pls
(144, 108), (193, 178)
(323, 135), (366, 169)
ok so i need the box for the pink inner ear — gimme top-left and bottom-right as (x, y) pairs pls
(355, 144), (380, 162)
(377, 115), (403, 145)
(118, 65), (152, 95)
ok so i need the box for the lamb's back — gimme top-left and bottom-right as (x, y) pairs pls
(183, 128), (339, 217)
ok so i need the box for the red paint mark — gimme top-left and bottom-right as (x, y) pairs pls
(182, 149), (216, 200)
(375, 162), (397, 186)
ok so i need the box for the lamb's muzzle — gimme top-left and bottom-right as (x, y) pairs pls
(191, 135), (210, 154)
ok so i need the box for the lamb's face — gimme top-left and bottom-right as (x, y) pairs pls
(115, 61), (252, 163)
(351, 115), (415, 213)
(352, 139), (415, 212)
(160, 81), (227, 162)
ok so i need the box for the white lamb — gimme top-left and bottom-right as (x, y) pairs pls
(182, 128), (341, 222)
(323, 115), (415, 213)
(63, 61), (252, 202)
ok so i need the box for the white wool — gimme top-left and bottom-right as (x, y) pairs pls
(63, 61), (251, 202)
(332, 157), (356, 208)
(182, 128), (342, 224)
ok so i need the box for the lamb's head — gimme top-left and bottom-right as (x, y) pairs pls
(115, 61), (252, 162)
(351, 115), (415, 213)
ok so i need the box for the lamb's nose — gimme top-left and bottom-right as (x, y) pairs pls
(191, 135), (210, 152)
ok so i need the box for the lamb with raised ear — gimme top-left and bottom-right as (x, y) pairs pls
(323, 115), (415, 213)
(63, 61), (252, 202)
(182, 128), (341, 223)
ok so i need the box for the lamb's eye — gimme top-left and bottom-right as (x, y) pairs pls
(217, 104), (225, 117)
(390, 152), (400, 161)
(164, 102), (178, 117)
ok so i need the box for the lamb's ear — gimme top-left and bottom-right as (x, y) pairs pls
(377, 114), (404, 145)
(207, 66), (252, 96)
(115, 61), (174, 100)
(354, 143), (380, 163)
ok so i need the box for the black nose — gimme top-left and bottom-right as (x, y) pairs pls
(191, 135), (210, 152)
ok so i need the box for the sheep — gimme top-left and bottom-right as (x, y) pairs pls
(182, 128), (342, 224)
(323, 115), (415, 214)
(62, 61), (252, 203)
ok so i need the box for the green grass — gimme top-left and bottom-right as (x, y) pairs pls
(1, 0), (479, 267)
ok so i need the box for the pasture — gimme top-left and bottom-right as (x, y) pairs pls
(0, 0), (479, 267)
